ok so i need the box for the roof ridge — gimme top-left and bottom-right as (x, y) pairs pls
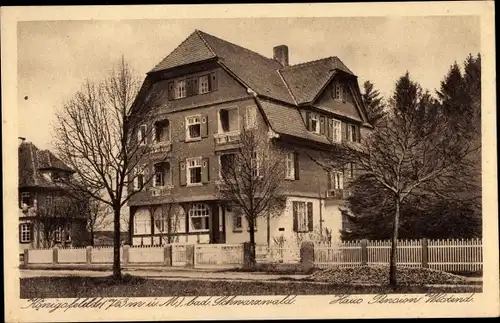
(282, 56), (338, 70)
(195, 29), (218, 57)
(149, 30), (215, 73)
(197, 30), (279, 66)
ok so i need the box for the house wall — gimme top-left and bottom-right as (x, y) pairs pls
(315, 76), (363, 121)
(128, 98), (267, 205)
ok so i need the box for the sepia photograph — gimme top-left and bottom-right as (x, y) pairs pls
(2, 2), (498, 321)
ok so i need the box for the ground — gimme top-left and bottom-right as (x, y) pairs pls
(19, 267), (481, 298)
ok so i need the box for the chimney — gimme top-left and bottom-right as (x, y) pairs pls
(18, 137), (26, 144)
(273, 45), (289, 67)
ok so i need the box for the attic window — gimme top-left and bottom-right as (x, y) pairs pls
(175, 80), (187, 99)
(333, 82), (345, 101)
(52, 172), (62, 183)
(21, 192), (32, 207)
(308, 113), (320, 134)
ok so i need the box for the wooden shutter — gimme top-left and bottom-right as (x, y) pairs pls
(179, 161), (186, 186)
(326, 118), (332, 140)
(342, 122), (348, 141)
(29, 223), (34, 242)
(192, 77), (199, 95)
(319, 116), (326, 135)
(201, 115), (208, 138)
(307, 202), (313, 232)
(292, 201), (298, 232)
(305, 111), (311, 131)
(294, 152), (300, 180)
(209, 72), (218, 91)
(356, 125), (361, 143)
(201, 158), (210, 183)
(186, 78), (193, 97)
(168, 81), (175, 100)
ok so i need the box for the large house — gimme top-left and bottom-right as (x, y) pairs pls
(128, 30), (372, 247)
(18, 138), (88, 252)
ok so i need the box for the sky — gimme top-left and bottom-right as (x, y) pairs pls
(17, 16), (480, 150)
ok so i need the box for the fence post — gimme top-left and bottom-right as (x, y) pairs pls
(300, 241), (315, 273)
(421, 238), (428, 268)
(361, 240), (368, 266)
(52, 247), (59, 265)
(123, 245), (130, 266)
(164, 245), (172, 266)
(86, 246), (92, 264)
(185, 245), (195, 268)
(23, 249), (29, 266)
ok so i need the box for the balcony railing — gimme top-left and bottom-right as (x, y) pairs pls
(149, 141), (172, 154)
(214, 131), (240, 145)
(150, 185), (173, 197)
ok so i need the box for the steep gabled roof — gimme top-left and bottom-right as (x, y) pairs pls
(280, 57), (355, 105)
(150, 31), (217, 73)
(149, 30), (296, 104)
(19, 141), (73, 188)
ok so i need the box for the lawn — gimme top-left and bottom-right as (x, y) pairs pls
(20, 275), (481, 298)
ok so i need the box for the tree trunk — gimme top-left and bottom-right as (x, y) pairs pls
(389, 197), (400, 287)
(90, 228), (95, 247)
(112, 206), (122, 280)
(128, 210), (134, 246)
(249, 217), (256, 265)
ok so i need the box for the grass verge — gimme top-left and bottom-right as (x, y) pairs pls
(20, 276), (481, 298)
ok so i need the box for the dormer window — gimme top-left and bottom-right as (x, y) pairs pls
(306, 112), (320, 134)
(168, 72), (218, 100)
(199, 75), (210, 94)
(21, 192), (32, 207)
(52, 172), (62, 183)
(333, 82), (345, 101)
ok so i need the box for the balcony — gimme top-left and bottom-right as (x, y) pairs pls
(214, 131), (240, 145)
(150, 185), (173, 197)
(149, 141), (172, 155)
(326, 189), (349, 200)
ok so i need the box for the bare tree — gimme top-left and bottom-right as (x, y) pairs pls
(86, 197), (111, 246)
(36, 194), (87, 248)
(149, 201), (184, 245)
(315, 73), (479, 287)
(216, 125), (287, 265)
(53, 57), (168, 279)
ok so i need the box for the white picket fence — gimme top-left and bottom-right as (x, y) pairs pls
(314, 238), (482, 272)
(24, 238), (483, 272)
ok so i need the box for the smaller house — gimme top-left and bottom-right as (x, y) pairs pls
(18, 138), (89, 252)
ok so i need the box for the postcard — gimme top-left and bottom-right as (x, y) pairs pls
(2, 2), (498, 322)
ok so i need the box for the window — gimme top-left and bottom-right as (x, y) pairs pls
(220, 153), (235, 178)
(175, 79), (186, 99)
(153, 120), (170, 143)
(285, 152), (295, 179)
(137, 125), (147, 146)
(251, 151), (260, 177)
(332, 119), (342, 143)
(46, 194), (53, 205)
(19, 223), (31, 243)
(245, 106), (257, 129)
(187, 158), (202, 185)
(65, 222), (72, 242)
(189, 203), (210, 232)
(310, 113), (319, 134)
(229, 206), (243, 231)
(153, 163), (165, 187)
(334, 82), (344, 101)
(52, 172), (62, 183)
(295, 202), (308, 232)
(21, 192), (31, 207)
(346, 163), (354, 178)
(247, 217), (257, 231)
(54, 226), (63, 242)
(154, 213), (169, 233)
(133, 170), (145, 191)
(186, 116), (201, 140)
(134, 214), (151, 234)
(199, 75), (210, 94)
(347, 124), (359, 142)
(218, 107), (239, 133)
(330, 171), (344, 189)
